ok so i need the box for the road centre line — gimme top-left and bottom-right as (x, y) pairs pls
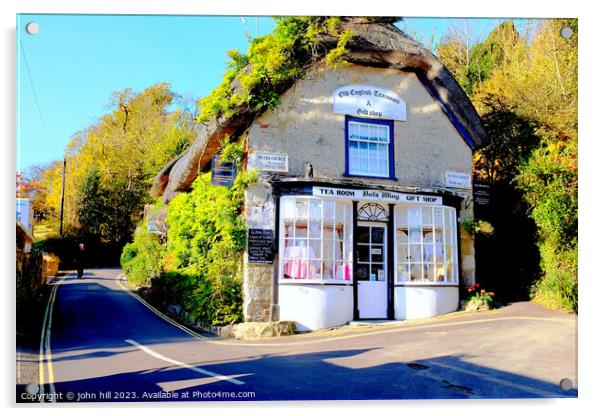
(124, 339), (246, 385)
(38, 274), (64, 402)
(117, 274), (574, 348)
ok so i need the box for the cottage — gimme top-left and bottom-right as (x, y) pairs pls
(152, 18), (486, 331)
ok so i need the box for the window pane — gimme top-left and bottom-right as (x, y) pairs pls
(282, 198), (295, 219)
(371, 246), (384, 263)
(283, 219), (294, 239)
(435, 263), (446, 282)
(308, 260), (321, 279)
(322, 261), (334, 280)
(295, 220), (307, 238)
(371, 264), (385, 281)
(371, 227), (384, 244)
(334, 240), (344, 260)
(397, 264), (410, 282)
(356, 226), (370, 243)
(357, 245), (370, 263)
(295, 199), (307, 219)
(309, 240), (321, 259)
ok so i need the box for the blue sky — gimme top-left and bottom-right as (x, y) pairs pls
(16, 15), (526, 172)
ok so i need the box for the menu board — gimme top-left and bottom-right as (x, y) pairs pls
(247, 229), (274, 263)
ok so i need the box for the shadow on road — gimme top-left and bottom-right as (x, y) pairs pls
(20, 347), (577, 402)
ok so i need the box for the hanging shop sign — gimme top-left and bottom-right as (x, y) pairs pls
(445, 171), (472, 189)
(333, 84), (407, 121)
(473, 180), (491, 206)
(211, 155), (237, 186)
(248, 151), (289, 173)
(247, 228), (275, 263)
(313, 186), (442, 205)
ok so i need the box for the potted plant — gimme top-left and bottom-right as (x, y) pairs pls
(464, 282), (495, 312)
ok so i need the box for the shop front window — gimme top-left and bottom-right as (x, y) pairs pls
(394, 206), (458, 284)
(280, 196), (353, 282)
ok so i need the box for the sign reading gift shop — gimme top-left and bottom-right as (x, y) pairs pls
(333, 85), (406, 121)
(248, 151), (288, 173)
(313, 186), (442, 205)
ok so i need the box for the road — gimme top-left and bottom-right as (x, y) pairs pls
(21, 268), (578, 402)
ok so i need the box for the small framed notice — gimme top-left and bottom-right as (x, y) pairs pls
(247, 229), (274, 263)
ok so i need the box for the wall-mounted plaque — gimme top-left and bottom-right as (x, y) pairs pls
(211, 155), (237, 187)
(247, 228), (274, 263)
(333, 84), (407, 121)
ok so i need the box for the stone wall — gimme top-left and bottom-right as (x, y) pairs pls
(242, 181), (278, 322)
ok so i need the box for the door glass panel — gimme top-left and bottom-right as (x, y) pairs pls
(371, 227), (384, 244)
(356, 264), (370, 281)
(357, 245), (370, 263)
(370, 246), (384, 263)
(357, 226), (370, 243)
(371, 264), (385, 281)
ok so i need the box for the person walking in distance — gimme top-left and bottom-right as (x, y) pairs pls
(76, 242), (85, 279)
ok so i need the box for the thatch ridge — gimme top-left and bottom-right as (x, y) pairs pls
(152, 19), (486, 202)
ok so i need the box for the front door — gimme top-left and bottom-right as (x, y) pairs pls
(356, 222), (388, 319)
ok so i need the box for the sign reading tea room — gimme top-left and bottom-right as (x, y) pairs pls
(333, 84), (407, 121)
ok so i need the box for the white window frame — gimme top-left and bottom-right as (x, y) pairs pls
(393, 205), (459, 285)
(346, 118), (393, 179)
(279, 196), (353, 284)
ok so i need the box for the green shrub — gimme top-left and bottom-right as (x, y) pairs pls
(120, 221), (163, 287)
(161, 169), (254, 325)
(530, 241), (577, 311)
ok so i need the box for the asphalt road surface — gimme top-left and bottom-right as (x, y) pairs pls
(21, 268), (578, 402)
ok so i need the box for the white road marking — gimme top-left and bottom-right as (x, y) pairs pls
(125, 339), (246, 386)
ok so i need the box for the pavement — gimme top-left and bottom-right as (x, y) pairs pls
(17, 267), (578, 402)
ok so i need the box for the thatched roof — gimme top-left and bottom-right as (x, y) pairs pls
(152, 18), (486, 203)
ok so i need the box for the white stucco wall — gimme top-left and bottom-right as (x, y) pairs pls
(247, 64), (473, 190)
(394, 286), (459, 320)
(278, 284), (353, 331)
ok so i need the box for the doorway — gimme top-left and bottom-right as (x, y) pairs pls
(356, 222), (388, 319)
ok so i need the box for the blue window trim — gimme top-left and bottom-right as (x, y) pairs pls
(344, 115), (397, 180)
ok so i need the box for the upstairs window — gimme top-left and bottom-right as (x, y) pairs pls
(346, 116), (395, 179)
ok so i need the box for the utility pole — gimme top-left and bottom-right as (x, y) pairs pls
(59, 157), (66, 238)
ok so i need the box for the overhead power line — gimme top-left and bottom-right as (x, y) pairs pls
(19, 37), (55, 158)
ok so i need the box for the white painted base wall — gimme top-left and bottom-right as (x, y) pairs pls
(278, 284), (353, 331)
(394, 286), (459, 320)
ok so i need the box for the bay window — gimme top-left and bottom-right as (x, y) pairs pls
(394, 205), (458, 284)
(280, 196), (353, 282)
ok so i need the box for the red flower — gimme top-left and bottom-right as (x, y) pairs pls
(467, 283), (473, 287)
(490, 292), (495, 297)
(475, 283), (480, 288)
(467, 288), (474, 293)
(481, 289), (486, 294)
